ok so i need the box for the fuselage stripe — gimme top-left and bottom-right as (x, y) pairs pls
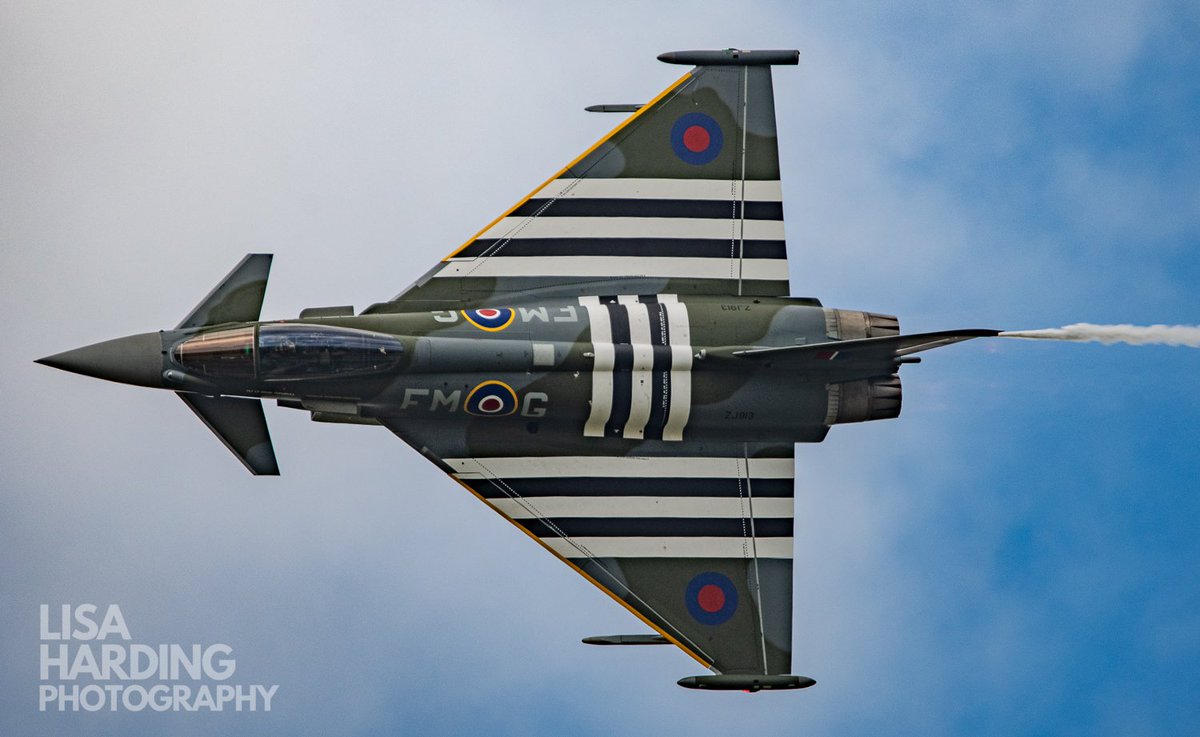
(620, 296), (654, 440)
(580, 296), (614, 437)
(580, 294), (696, 444)
(644, 298), (670, 441)
(604, 299), (634, 437)
(661, 295), (693, 441)
(579, 295), (693, 442)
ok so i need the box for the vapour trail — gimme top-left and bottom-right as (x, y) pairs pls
(999, 323), (1200, 347)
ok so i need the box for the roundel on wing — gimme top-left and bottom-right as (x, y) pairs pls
(465, 380), (518, 417)
(670, 112), (724, 166)
(462, 307), (515, 332)
(684, 572), (739, 625)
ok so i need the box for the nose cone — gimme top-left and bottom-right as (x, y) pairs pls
(37, 332), (165, 388)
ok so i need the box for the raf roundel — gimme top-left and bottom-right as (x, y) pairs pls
(462, 307), (515, 332)
(670, 112), (724, 166)
(684, 571), (739, 625)
(465, 380), (519, 417)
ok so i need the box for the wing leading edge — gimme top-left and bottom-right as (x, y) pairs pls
(367, 56), (793, 313)
(384, 418), (795, 676)
(375, 50), (805, 680)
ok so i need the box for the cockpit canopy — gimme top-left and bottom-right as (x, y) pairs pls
(173, 323), (404, 380)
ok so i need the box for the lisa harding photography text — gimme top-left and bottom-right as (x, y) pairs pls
(39, 604), (278, 713)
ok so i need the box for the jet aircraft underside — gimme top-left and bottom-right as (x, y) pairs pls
(38, 48), (997, 692)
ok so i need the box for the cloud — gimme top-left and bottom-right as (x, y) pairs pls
(4, 2), (1199, 735)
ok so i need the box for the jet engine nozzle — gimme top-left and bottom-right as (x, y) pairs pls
(825, 374), (903, 425)
(826, 309), (900, 341)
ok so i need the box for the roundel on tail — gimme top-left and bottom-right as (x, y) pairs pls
(465, 381), (518, 417)
(462, 308), (515, 332)
(685, 572), (739, 625)
(670, 113), (724, 166)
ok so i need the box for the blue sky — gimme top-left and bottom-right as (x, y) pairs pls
(2, 2), (1198, 735)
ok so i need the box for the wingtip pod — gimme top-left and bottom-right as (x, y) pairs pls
(582, 634), (670, 645)
(677, 674), (816, 692)
(584, 103), (644, 113)
(657, 48), (800, 66)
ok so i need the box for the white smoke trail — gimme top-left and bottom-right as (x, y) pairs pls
(999, 323), (1200, 347)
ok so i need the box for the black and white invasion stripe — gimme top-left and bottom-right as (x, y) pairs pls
(580, 294), (692, 441)
(446, 454), (795, 560)
(436, 178), (788, 287)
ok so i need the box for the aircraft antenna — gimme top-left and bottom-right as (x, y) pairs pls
(737, 65), (751, 296)
(743, 443), (772, 673)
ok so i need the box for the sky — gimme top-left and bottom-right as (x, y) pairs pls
(2, 1), (1198, 735)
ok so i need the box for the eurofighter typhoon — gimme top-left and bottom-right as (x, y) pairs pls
(38, 49), (997, 692)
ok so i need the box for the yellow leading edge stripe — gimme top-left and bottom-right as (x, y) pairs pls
(440, 69), (711, 668)
(448, 476), (713, 669)
(441, 71), (696, 263)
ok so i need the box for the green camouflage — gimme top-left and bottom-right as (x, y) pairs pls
(38, 50), (997, 691)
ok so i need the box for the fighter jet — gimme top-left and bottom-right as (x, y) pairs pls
(37, 48), (996, 692)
